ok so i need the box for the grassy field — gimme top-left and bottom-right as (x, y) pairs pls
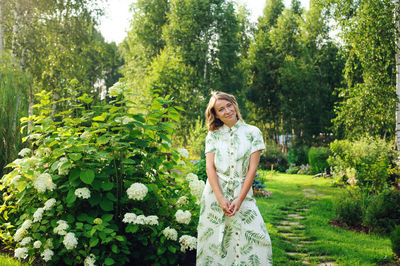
(257, 171), (394, 265)
(0, 253), (28, 266)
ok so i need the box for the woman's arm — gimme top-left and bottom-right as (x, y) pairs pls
(206, 152), (232, 216)
(229, 150), (261, 215)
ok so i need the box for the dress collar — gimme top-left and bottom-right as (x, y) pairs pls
(220, 119), (243, 133)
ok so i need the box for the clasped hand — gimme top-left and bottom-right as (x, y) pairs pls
(218, 197), (242, 216)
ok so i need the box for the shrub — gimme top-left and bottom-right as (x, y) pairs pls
(260, 140), (288, 172)
(328, 137), (398, 194)
(297, 164), (311, 175)
(335, 189), (368, 227)
(192, 156), (207, 183)
(0, 84), (200, 265)
(308, 147), (330, 174)
(286, 165), (300, 174)
(390, 225), (400, 257)
(288, 146), (309, 166)
(363, 190), (400, 234)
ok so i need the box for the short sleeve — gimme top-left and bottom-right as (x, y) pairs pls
(250, 127), (265, 154)
(205, 131), (216, 154)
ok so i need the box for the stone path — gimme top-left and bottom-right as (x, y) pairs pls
(274, 190), (336, 265)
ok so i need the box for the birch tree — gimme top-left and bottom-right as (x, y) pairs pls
(395, 0), (400, 154)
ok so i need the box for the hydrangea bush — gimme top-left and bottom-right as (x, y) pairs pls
(0, 82), (201, 265)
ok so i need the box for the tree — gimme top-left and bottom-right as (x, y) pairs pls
(322, 0), (396, 139)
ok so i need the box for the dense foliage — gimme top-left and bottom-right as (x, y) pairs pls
(0, 84), (200, 265)
(308, 147), (330, 174)
(328, 137), (398, 194)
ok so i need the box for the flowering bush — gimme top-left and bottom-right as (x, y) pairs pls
(0, 82), (201, 265)
(328, 137), (399, 194)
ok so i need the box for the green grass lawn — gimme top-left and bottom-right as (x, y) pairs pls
(257, 171), (394, 265)
(0, 253), (28, 266)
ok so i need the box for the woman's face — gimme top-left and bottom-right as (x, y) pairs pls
(214, 99), (237, 126)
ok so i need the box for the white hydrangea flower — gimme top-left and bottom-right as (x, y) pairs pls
(74, 187), (91, 199)
(14, 228), (26, 242)
(84, 253), (96, 266)
(185, 173), (198, 183)
(189, 179), (205, 200)
(34, 173), (56, 193)
(145, 215), (159, 226)
(80, 131), (92, 140)
(162, 227), (178, 241)
(176, 196), (189, 207)
(179, 235), (197, 252)
(33, 208), (44, 223)
(175, 210), (191, 225)
(33, 240), (42, 249)
(178, 148), (189, 158)
(54, 220), (69, 235)
(135, 215), (146, 225)
(43, 198), (56, 211)
(122, 213), (137, 224)
(127, 183), (148, 201)
(63, 232), (78, 250)
(18, 148), (31, 157)
(21, 219), (32, 230)
(20, 237), (32, 246)
(41, 249), (54, 262)
(14, 247), (28, 259)
(58, 157), (72, 175)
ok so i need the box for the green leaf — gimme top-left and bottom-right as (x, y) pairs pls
(90, 237), (99, 247)
(249, 254), (261, 266)
(97, 136), (110, 145)
(104, 258), (115, 265)
(100, 199), (113, 211)
(111, 244), (119, 253)
(167, 245), (176, 253)
(244, 230), (269, 246)
(102, 214), (114, 222)
(69, 168), (80, 183)
(115, 235), (124, 242)
(88, 193), (101, 206)
(68, 153), (82, 161)
(106, 192), (117, 202)
(157, 246), (166, 255)
(132, 114), (145, 123)
(80, 169), (95, 184)
(101, 182), (114, 191)
(126, 224), (139, 233)
(66, 189), (77, 204)
(93, 115), (105, 122)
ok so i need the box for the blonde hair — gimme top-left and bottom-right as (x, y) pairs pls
(205, 91), (243, 131)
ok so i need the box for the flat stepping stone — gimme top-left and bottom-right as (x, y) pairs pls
(287, 252), (307, 257)
(318, 262), (336, 266)
(277, 225), (291, 230)
(288, 213), (305, 219)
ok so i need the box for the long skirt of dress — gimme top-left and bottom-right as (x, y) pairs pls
(196, 180), (273, 266)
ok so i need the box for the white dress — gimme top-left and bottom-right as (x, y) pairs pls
(196, 120), (273, 266)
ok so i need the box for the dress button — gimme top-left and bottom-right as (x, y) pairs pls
(231, 142), (233, 145)
(236, 243), (239, 246)
(235, 232), (238, 235)
(231, 152), (233, 155)
(231, 165), (234, 168)
(236, 255), (239, 258)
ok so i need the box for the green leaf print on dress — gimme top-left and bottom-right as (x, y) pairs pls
(239, 209), (257, 224)
(245, 230), (269, 246)
(207, 212), (224, 224)
(249, 254), (261, 266)
(199, 227), (214, 242)
(240, 243), (253, 255)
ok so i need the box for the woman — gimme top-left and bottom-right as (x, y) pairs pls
(196, 91), (273, 265)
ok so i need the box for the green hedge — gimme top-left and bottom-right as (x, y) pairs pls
(308, 147), (330, 174)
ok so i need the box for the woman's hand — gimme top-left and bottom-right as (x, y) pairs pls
(228, 198), (243, 216)
(217, 196), (233, 216)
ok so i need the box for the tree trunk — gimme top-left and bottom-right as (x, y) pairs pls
(395, 0), (400, 155)
(0, 2), (4, 54)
